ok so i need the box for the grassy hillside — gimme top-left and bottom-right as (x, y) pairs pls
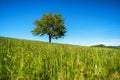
(0, 37), (120, 80)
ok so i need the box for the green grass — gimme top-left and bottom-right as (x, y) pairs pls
(0, 37), (120, 80)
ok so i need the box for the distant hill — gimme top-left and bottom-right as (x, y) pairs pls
(91, 44), (120, 49)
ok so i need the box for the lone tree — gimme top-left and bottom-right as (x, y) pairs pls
(32, 13), (67, 43)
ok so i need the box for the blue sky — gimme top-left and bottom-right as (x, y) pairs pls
(0, 0), (120, 46)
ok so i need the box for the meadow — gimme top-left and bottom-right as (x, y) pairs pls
(0, 37), (120, 80)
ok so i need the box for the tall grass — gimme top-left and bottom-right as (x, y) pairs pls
(0, 37), (120, 80)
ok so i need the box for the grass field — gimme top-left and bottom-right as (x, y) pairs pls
(0, 37), (120, 80)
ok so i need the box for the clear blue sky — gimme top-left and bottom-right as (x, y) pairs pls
(0, 0), (120, 46)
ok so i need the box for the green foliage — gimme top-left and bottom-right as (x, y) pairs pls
(0, 37), (120, 80)
(32, 13), (66, 43)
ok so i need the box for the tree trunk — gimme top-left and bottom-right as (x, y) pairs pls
(49, 35), (51, 43)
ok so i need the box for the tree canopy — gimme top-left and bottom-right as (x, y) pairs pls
(32, 13), (66, 43)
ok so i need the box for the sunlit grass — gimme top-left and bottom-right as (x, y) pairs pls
(0, 37), (120, 80)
